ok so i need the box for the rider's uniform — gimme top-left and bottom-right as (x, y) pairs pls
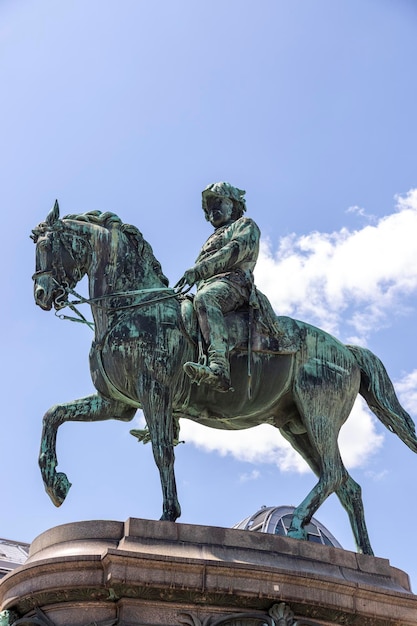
(190, 216), (260, 390)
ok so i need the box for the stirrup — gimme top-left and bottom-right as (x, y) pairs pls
(183, 362), (232, 392)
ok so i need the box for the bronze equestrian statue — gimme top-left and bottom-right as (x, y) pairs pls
(31, 188), (417, 556)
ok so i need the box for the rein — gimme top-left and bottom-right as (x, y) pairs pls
(55, 284), (191, 330)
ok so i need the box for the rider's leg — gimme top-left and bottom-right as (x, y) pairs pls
(184, 280), (245, 391)
(195, 285), (230, 381)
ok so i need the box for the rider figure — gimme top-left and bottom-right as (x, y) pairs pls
(175, 182), (260, 392)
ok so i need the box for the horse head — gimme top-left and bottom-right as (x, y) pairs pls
(31, 201), (89, 311)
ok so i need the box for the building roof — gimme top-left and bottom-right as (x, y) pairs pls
(0, 538), (30, 578)
(233, 505), (343, 548)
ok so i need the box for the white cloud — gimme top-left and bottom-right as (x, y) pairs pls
(255, 189), (417, 342)
(239, 469), (261, 483)
(346, 205), (376, 222)
(179, 419), (306, 471)
(396, 369), (417, 415)
(364, 469), (389, 482)
(338, 398), (384, 467)
(179, 397), (384, 475)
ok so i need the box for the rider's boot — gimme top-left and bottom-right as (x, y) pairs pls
(184, 338), (232, 392)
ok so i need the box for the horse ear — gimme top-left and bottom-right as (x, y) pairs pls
(46, 200), (60, 226)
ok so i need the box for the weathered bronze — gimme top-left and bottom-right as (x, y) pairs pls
(31, 197), (417, 556)
(175, 182), (259, 392)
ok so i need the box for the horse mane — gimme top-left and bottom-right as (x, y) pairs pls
(63, 210), (169, 286)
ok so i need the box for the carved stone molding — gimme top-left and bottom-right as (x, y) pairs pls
(4, 604), (322, 626)
(1, 519), (415, 625)
(178, 602), (322, 626)
(0, 608), (118, 626)
(0, 608), (54, 626)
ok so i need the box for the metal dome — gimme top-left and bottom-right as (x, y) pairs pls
(233, 505), (343, 548)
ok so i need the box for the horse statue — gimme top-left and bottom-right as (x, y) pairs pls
(31, 201), (417, 556)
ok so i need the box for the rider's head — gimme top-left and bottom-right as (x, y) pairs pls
(202, 182), (246, 222)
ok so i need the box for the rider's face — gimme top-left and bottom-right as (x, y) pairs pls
(206, 197), (233, 228)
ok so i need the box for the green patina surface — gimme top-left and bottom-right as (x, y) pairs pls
(31, 184), (417, 556)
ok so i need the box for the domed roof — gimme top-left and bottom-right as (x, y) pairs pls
(233, 505), (342, 548)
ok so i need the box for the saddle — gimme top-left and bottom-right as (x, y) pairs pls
(180, 290), (303, 357)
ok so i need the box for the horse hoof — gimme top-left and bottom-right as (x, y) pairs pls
(46, 472), (72, 507)
(159, 504), (181, 522)
(286, 528), (307, 541)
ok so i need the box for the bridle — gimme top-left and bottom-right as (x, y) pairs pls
(33, 222), (191, 331)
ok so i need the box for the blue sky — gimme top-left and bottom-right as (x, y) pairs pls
(2, 0), (417, 592)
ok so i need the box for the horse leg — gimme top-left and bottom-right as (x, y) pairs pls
(140, 380), (181, 522)
(286, 421), (345, 541)
(279, 416), (346, 541)
(336, 475), (374, 555)
(39, 394), (136, 506)
(280, 425), (374, 554)
(287, 360), (360, 541)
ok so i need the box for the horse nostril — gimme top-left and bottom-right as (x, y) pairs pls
(34, 285), (45, 302)
(34, 285), (52, 310)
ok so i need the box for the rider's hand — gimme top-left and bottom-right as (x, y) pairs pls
(174, 268), (197, 291)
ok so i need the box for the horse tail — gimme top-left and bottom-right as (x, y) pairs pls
(347, 344), (417, 454)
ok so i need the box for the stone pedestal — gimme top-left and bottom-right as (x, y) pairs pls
(0, 518), (416, 625)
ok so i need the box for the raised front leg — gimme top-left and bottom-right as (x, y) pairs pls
(39, 393), (136, 506)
